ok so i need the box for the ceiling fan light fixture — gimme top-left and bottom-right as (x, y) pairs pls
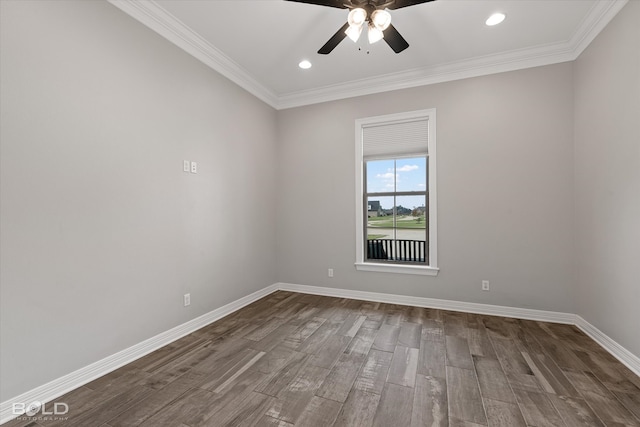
(371, 10), (391, 31)
(368, 24), (384, 44)
(345, 23), (363, 42)
(347, 8), (367, 27)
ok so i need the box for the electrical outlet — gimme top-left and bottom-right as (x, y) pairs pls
(482, 280), (490, 291)
(190, 161), (197, 174)
(184, 293), (191, 306)
(183, 160), (190, 172)
(328, 268), (334, 278)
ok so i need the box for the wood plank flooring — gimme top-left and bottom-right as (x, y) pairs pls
(7, 291), (640, 427)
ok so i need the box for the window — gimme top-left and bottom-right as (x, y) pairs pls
(355, 109), (438, 276)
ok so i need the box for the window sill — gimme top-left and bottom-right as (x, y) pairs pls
(355, 262), (439, 276)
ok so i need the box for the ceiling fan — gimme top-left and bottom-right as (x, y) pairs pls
(285, 0), (436, 54)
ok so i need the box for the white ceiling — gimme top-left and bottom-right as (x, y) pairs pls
(109, 0), (627, 109)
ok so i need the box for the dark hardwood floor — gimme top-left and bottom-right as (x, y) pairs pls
(7, 291), (640, 426)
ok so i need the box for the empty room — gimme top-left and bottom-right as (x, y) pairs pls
(1, 0), (638, 426)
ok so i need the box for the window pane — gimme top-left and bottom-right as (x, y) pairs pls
(399, 195), (427, 263)
(367, 196), (393, 240)
(366, 159), (395, 193)
(395, 195), (427, 249)
(395, 157), (427, 192)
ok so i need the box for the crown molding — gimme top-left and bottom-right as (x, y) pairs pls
(569, 0), (628, 58)
(277, 43), (577, 109)
(107, 0), (279, 108)
(108, 0), (627, 110)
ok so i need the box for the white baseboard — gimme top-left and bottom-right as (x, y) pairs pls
(275, 282), (640, 377)
(0, 284), (279, 425)
(3, 281), (638, 424)
(275, 282), (575, 324)
(574, 315), (640, 377)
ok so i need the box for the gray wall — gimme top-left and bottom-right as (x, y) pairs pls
(0, 1), (277, 400)
(276, 63), (576, 313)
(574, 2), (640, 357)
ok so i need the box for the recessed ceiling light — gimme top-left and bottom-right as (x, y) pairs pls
(298, 60), (312, 69)
(485, 12), (506, 26)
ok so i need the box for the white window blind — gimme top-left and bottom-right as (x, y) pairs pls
(362, 118), (428, 159)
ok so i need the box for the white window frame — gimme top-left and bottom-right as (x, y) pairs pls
(355, 109), (438, 276)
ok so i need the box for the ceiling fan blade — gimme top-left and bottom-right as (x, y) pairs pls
(318, 22), (350, 54)
(383, 24), (409, 53)
(386, 0), (435, 10)
(284, 0), (350, 9)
